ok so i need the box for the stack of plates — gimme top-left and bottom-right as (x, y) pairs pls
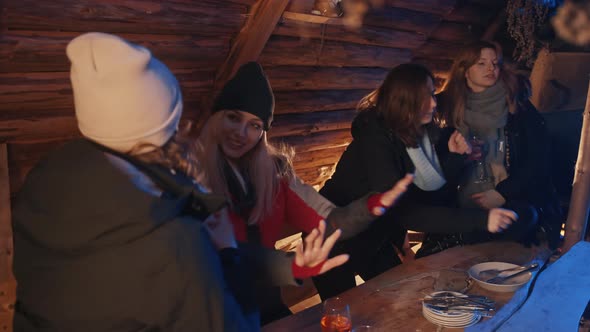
(422, 291), (482, 328)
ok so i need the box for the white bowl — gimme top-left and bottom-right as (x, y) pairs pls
(468, 262), (532, 293)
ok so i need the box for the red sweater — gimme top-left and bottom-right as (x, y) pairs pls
(227, 177), (384, 278)
(228, 178), (333, 248)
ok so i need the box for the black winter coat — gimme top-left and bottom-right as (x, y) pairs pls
(320, 109), (490, 239)
(496, 99), (556, 207)
(12, 139), (267, 332)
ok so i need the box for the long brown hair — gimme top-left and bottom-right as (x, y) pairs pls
(438, 40), (525, 128)
(358, 63), (434, 147)
(196, 111), (295, 225)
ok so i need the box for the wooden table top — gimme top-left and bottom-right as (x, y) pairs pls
(263, 242), (543, 332)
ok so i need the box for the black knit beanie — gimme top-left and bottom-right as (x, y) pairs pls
(212, 62), (274, 130)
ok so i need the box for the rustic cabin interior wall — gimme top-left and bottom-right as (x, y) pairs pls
(0, 0), (514, 330)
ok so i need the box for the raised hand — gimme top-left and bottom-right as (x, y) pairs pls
(202, 208), (238, 250)
(448, 130), (472, 155)
(373, 173), (414, 216)
(487, 208), (518, 233)
(294, 220), (349, 275)
(472, 189), (506, 209)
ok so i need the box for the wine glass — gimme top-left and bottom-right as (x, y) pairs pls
(469, 133), (493, 184)
(321, 297), (352, 332)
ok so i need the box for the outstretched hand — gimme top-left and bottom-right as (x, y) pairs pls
(487, 208), (518, 233)
(294, 220), (349, 275)
(373, 173), (414, 216)
(448, 130), (472, 155)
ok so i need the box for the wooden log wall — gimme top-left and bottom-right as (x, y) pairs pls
(0, 0), (256, 195)
(0, 0), (509, 328)
(262, 0), (507, 187)
(0, 1), (257, 328)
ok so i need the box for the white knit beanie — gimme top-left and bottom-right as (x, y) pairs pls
(66, 32), (182, 153)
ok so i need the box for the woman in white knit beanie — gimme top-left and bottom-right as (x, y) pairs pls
(11, 32), (345, 332)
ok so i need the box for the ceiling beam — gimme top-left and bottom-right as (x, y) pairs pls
(213, 0), (290, 91)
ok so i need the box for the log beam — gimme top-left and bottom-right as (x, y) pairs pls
(213, 0), (290, 91)
(0, 144), (14, 331)
(563, 82), (590, 252)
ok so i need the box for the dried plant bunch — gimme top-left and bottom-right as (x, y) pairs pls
(506, 0), (550, 67)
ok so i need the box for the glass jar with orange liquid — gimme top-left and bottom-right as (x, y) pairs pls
(321, 297), (352, 332)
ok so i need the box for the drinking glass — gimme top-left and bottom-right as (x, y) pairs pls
(469, 134), (493, 184)
(321, 297), (352, 332)
(352, 325), (372, 332)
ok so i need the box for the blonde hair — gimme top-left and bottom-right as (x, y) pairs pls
(197, 112), (295, 225)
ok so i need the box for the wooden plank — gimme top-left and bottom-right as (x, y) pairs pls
(213, 0), (290, 90)
(274, 17), (426, 50)
(266, 66), (388, 91)
(0, 70), (214, 120)
(0, 109), (200, 143)
(271, 129), (351, 153)
(383, 0), (457, 15)
(429, 21), (483, 43)
(285, 0), (318, 13)
(0, 117), (79, 142)
(363, 6), (442, 35)
(410, 57), (453, 77)
(268, 109), (356, 138)
(0, 30), (230, 73)
(0, 145), (11, 236)
(282, 11), (344, 25)
(293, 146), (347, 170)
(412, 39), (466, 60)
(564, 82), (590, 252)
(274, 89), (370, 115)
(0, 144), (15, 287)
(1, 0), (248, 36)
(294, 163), (337, 187)
(260, 35), (411, 68)
(444, 1), (495, 25)
(0, 280), (15, 332)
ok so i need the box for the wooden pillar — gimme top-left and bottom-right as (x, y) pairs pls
(0, 144), (15, 331)
(563, 80), (590, 253)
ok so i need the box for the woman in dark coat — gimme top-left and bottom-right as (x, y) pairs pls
(419, 40), (563, 255)
(313, 63), (519, 300)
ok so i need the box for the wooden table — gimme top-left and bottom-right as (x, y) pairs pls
(263, 242), (544, 332)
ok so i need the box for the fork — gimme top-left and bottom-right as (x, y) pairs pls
(485, 263), (539, 284)
(478, 265), (525, 280)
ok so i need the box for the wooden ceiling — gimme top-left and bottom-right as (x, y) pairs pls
(0, 0), (509, 195)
